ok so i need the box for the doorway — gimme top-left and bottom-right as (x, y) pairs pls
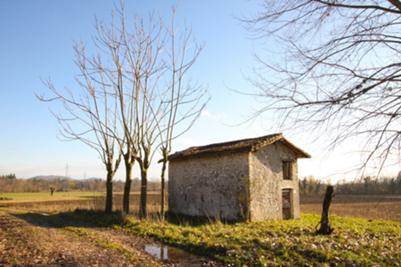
(282, 189), (292, 219)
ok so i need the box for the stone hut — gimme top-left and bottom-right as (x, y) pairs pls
(168, 133), (310, 221)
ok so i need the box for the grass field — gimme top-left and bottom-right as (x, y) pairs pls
(6, 209), (398, 266)
(122, 213), (401, 266)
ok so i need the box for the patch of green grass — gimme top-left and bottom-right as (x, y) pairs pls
(120, 214), (401, 266)
(22, 209), (400, 266)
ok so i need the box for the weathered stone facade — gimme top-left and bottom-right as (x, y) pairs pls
(249, 142), (300, 220)
(168, 134), (308, 221)
(168, 151), (250, 221)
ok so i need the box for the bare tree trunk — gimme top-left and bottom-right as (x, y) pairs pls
(316, 185), (334, 235)
(139, 167), (148, 219)
(160, 159), (167, 218)
(105, 172), (113, 213)
(123, 160), (133, 214)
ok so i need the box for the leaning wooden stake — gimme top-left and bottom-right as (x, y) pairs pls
(316, 185), (334, 235)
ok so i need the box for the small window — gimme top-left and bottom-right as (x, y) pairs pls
(282, 161), (293, 180)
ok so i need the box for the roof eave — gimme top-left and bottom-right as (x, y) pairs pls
(169, 146), (253, 161)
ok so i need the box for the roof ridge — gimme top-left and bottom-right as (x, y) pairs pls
(251, 133), (283, 152)
(185, 133), (283, 151)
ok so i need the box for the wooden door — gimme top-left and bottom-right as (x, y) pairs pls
(282, 189), (292, 219)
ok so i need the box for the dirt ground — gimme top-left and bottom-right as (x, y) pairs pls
(0, 207), (220, 267)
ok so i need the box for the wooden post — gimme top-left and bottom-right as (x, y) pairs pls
(50, 186), (55, 196)
(316, 185), (334, 235)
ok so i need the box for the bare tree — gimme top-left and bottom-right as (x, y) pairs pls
(246, 1), (401, 175)
(97, 7), (207, 219)
(84, 5), (204, 218)
(38, 46), (122, 213)
(89, 7), (163, 216)
(157, 10), (208, 217)
(129, 18), (166, 219)
(128, 9), (209, 219)
(41, 3), (206, 217)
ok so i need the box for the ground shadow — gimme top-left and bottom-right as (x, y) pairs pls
(165, 211), (243, 226)
(12, 209), (125, 229)
(12, 209), (215, 230)
(13, 208), (292, 230)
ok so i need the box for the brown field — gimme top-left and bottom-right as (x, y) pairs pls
(2, 192), (400, 222)
(0, 192), (163, 216)
(301, 194), (401, 222)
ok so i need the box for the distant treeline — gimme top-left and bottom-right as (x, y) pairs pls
(300, 175), (401, 196)
(0, 174), (16, 180)
(3, 173), (401, 195)
(0, 174), (162, 193)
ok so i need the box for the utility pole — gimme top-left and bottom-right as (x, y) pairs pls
(65, 163), (69, 178)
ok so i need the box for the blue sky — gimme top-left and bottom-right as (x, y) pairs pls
(0, 0), (385, 181)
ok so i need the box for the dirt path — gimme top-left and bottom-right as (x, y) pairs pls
(0, 209), (219, 267)
(0, 210), (160, 266)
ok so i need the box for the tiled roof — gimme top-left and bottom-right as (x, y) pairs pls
(169, 133), (311, 160)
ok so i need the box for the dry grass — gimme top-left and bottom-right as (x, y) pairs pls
(2, 192), (400, 223)
(301, 195), (401, 222)
(0, 192), (103, 204)
(0, 192), (163, 215)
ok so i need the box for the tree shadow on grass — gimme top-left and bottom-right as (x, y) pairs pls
(12, 208), (217, 230)
(12, 209), (125, 229)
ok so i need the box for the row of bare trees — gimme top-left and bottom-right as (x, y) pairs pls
(39, 5), (208, 217)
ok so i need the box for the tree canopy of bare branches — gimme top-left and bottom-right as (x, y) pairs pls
(157, 9), (208, 217)
(40, 3), (207, 217)
(89, 7), (168, 215)
(38, 52), (122, 213)
(246, 0), (401, 175)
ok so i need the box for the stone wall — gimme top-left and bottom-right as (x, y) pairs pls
(249, 141), (301, 220)
(168, 151), (249, 221)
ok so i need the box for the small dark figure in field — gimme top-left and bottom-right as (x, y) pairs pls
(316, 185), (335, 235)
(50, 186), (55, 196)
